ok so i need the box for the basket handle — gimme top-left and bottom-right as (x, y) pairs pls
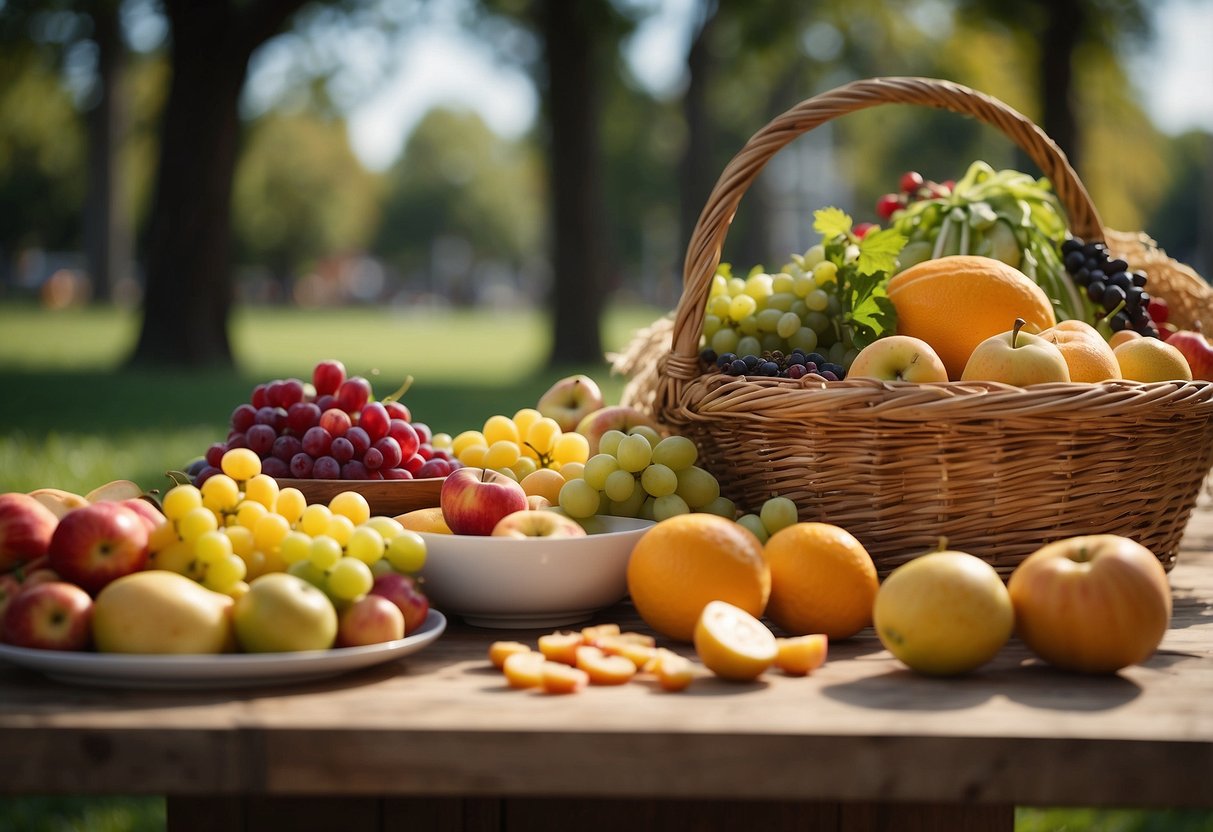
(663, 76), (1105, 381)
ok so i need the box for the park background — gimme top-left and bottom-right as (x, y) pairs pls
(1, 0), (1211, 829)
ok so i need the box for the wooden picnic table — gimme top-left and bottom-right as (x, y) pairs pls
(1, 491), (1211, 832)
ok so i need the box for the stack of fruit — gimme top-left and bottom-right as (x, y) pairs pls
(699, 160), (1208, 385)
(0, 451), (431, 656)
(191, 359), (460, 484)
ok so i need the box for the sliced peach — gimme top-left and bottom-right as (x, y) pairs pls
(503, 651), (546, 689)
(537, 631), (583, 665)
(541, 661), (589, 694)
(646, 648), (695, 692)
(488, 640), (533, 669)
(775, 634), (828, 676)
(575, 646), (637, 686)
(580, 623), (621, 646)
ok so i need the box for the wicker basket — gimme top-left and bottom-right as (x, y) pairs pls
(619, 77), (1213, 578)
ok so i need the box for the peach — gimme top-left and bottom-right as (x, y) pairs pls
(575, 646), (637, 685)
(774, 634), (829, 676)
(580, 623), (621, 646)
(519, 468), (567, 504)
(537, 631), (583, 665)
(488, 640), (532, 669)
(541, 661), (589, 694)
(502, 651), (546, 689)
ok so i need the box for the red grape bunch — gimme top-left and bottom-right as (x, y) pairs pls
(191, 360), (461, 485)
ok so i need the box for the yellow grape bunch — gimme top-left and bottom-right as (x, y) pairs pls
(151, 448), (426, 604)
(450, 409), (590, 481)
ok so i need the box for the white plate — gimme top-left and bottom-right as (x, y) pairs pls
(0, 610), (446, 690)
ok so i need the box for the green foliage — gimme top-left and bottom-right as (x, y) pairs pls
(373, 109), (543, 282)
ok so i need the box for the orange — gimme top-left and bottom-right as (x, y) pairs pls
(887, 255), (1057, 379)
(1114, 337), (1193, 382)
(626, 514), (769, 642)
(1108, 329), (1143, 349)
(764, 522), (879, 640)
(693, 600), (777, 681)
(1039, 320), (1121, 383)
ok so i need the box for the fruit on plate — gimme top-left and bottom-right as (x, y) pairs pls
(0, 492), (60, 571)
(1164, 323), (1213, 380)
(774, 634), (828, 677)
(1038, 320), (1121, 383)
(961, 318), (1071, 385)
(626, 513), (769, 642)
(873, 546), (1014, 676)
(1113, 335), (1193, 382)
(887, 255), (1057, 379)
(574, 405), (662, 456)
(92, 570), (235, 654)
(395, 507), (451, 535)
(47, 502), (150, 594)
(369, 572), (430, 635)
(537, 374), (606, 433)
(846, 335), (948, 383)
(336, 593), (405, 647)
(233, 572), (338, 652)
(693, 600), (777, 682)
(440, 467), (529, 536)
(1, 581), (93, 651)
(25, 487), (89, 519)
(1007, 534), (1172, 673)
(763, 522), (878, 640)
(490, 509), (586, 539)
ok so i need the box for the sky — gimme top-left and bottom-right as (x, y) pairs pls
(226, 0), (1213, 173)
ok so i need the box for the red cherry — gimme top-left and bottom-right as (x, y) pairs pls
(899, 171), (924, 194)
(875, 193), (902, 220)
(852, 222), (877, 240)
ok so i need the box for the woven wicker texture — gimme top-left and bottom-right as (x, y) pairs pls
(626, 76), (1213, 577)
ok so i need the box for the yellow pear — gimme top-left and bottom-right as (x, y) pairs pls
(92, 570), (235, 654)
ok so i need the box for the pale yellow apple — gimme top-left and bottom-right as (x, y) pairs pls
(848, 335), (948, 383)
(233, 573), (338, 653)
(575, 406), (661, 455)
(92, 570), (235, 654)
(961, 319), (1070, 385)
(395, 506), (451, 534)
(536, 374), (605, 432)
(491, 509), (586, 538)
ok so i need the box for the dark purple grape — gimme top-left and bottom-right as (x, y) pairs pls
(1102, 285), (1126, 310)
(331, 436), (355, 464)
(230, 404), (257, 433)
(700, 348), (718, 365)
(787, 365), (806, 379)
(1106, 259), (1128, 274)
(716, 352), (737, 368)
(1064, 251), (1085, 272)
(301, 426), (333, 457)
(341, 460), (370, 480)
(759, 361), (780, 376)
(743, 355), (761, 370)
(728, 359), (747, 375)
(1131, 272), (1148, 287)
(1061, 238), (1083, 255)
(246, 424), (277, 457)
(272, 434), (303, 462)
(820, 371), (839, 381)
(1087, 281), (1106, 303)
(807, 352), (827, 366)
(289, 453), (314, 478)
(312, 456), (340, 479)
(260, 456), (290, 478)
(344, 426), (371, 458)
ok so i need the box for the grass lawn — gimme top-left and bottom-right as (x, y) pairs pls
(1, 302), (1209, 832)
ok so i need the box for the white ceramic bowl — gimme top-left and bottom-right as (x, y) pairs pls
(416, 516), (655, 629)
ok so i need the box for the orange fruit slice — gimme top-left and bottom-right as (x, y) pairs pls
(693, 600), (777, 681)
(774, 634), (828, 676)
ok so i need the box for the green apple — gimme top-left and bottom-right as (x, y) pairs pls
(961, 318), (1071, 386)
(92, 570), (234, 654)
(234, 572), (338, 653)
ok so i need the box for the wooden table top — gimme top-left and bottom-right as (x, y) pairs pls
(1, 492), (1211, 810)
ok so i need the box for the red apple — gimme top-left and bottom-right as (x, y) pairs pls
(536, 374), (606, 433)
(118, 498), (168, 535)
(440, 467), (528, 536)
(491, 509), (587, 539)
(0, 493), (60, 572)
(1164, 323), (1213, 381)
(1008, 534), (1172, 673)
(370, 572), (430, 635)
(1, 581), (93, 651)
(0, 572), (22, 624)
(574, 405), (662, 455)
(336, 594), (406, 647)
(47, 503), (150, 594)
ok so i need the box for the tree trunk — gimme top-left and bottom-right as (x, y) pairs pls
(541, 0), (605, 367)
(127, 0), (306, 369)
(83, 0), (130, 304)
(1039, 0), (1083, 174)
(679, 3), (717, 280)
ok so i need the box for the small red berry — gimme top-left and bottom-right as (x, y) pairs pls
(875, 193), (902, 220)
(899, 171), (925, 194)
